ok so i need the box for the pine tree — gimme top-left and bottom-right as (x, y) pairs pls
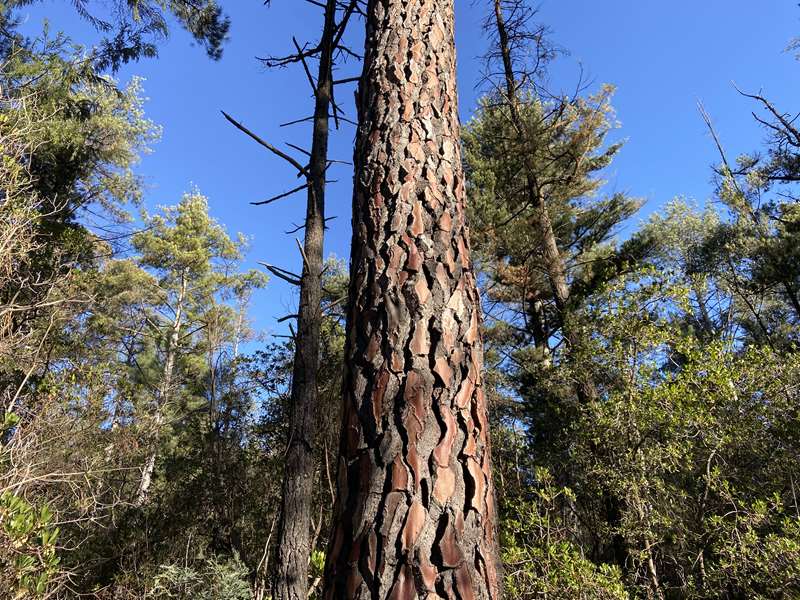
(322, 1), (501, 597)
(130, 193), (265, 504)
(1, 0), (230, 71)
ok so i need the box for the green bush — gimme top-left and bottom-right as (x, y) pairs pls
(0, 491), (61, 598)
(502, 470), (628, 600)
(148, 554), (252, 600)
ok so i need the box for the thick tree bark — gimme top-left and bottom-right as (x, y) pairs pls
(272, 2), (336, 598)
(322, 1), (501, 598)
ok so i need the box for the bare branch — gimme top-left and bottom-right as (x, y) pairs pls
(221, 110), (309, 178)
(258, 262), (302, 286)
(293, 37), (318, 94)
(251, 182), (310, 206)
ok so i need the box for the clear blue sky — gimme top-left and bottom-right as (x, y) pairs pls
(19, 1), (800, 337)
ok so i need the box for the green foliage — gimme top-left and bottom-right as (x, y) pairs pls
(310, 549), (326, 578)
(148, 554), (252, 600)
(133, 192), (252, 294)
(1, 33), (159, 214)
(0, 11), (260, 596)
(463, 84), (637, 272)
(0, 492), (60, 599)
(463, 82), (643, 373)
(2, 0), (229, 71)
(467, 36), (800, 595)
(570, 263), (800, 596)
(485, 217), (800, 597)
(705, 499), (800, 599)
(502, 470), (628, 600)
(0, 31), (161, 600)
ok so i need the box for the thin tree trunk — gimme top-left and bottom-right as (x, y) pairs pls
(136, 271), (186, 506)
(232, 299), (245, 358)
(322, 1), (501, 598)
(526, 293), (550, 365)
(493, 0), (569, 313)
(493, 0), (596, 403)
(272, 2), (336, 598)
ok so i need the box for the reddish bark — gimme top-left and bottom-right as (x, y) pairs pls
(322, 1), (501, 598)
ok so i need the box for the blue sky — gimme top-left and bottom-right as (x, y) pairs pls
(19, 1), (800, 337)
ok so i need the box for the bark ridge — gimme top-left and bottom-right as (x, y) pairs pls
(323, 1), (500, 598)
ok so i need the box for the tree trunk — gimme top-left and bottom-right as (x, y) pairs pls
(493, 0), (596, 403)
(322, 1), (501, 598)
(272, 2), (336, 598)
(493, 0), (569, 314)
(136, 271), (186, 506)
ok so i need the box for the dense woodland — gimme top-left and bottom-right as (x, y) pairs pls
(1, 1), (799, 598)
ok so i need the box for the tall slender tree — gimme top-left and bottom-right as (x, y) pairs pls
(131, 193), (257, 505)
(269, 2), (357, 598)
(484, 0), (614, 403)
(223, 2), (361, 597)
(322, 1), (501, 597)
